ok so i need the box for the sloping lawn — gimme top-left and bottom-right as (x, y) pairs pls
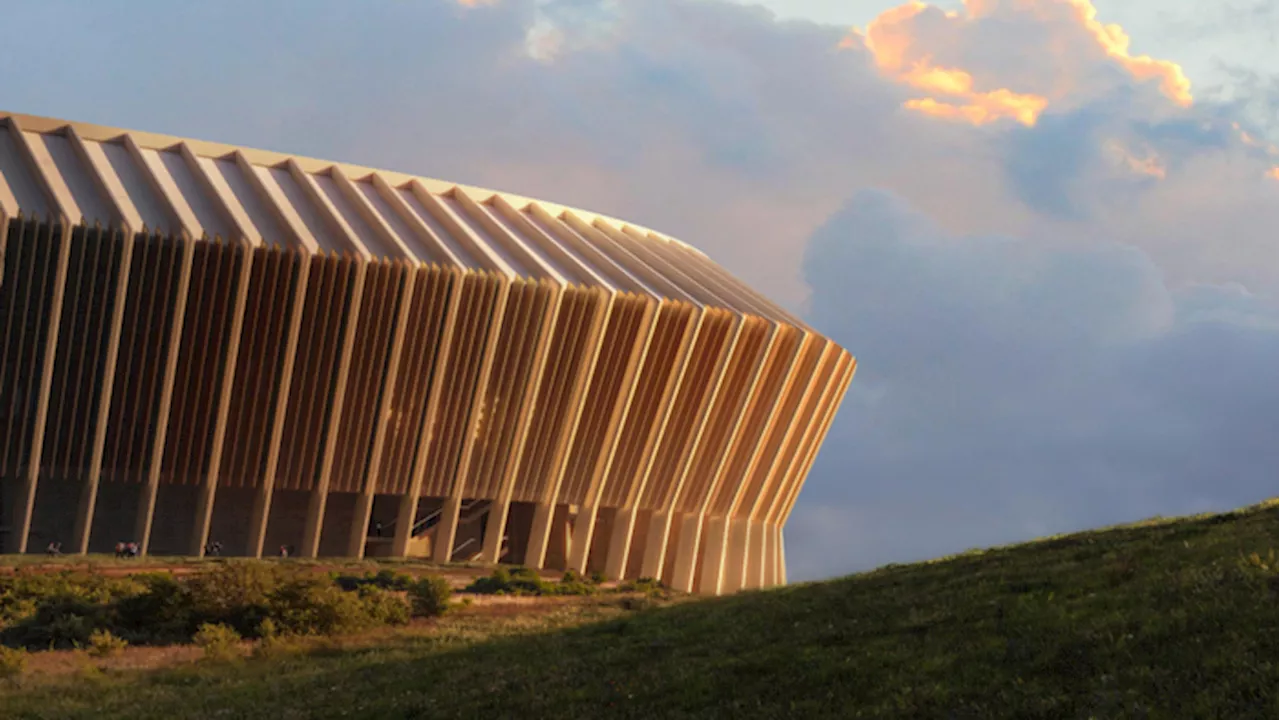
(2, 500), (1275, 719)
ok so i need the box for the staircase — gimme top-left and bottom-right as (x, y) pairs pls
(368, 499), (497, 561)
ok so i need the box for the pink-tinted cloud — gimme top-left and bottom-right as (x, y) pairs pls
(851, 0), (1195, 127)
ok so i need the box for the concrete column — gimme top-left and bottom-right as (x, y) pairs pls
(7, 118), (80, 552)
(480, 498), (511, 563)
(668, 513), (705, 593)
(391, 269), (464, 559)
(431, 495), (463, 563)
(563, 305), (657, 576)
(744, 521), (766, 590)
(300, 262), (368, 558)
(481, 286), (566, 566)
(73, 228), (133, 554)
(13, 218), (73, 553)
(523, 501), (556, 568)
(545, 505), (575, 569)
(761, 524), (777, 587)
(604, 506), (639, 580)
(346, 269), (417, 559)
(430, 274), (512, 564)
(639, 510), (674, 581)
(246, 256), (311, 558)
(135, 235), (196, 555)
(188, 247), (255, 555)
(776, 525), (787, 585)
(346, 494), (376, 558)
(696, 515), (733, 595)
(565, 503), (599, 574)
(721, 516), (751, 593)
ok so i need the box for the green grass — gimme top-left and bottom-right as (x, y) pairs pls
(0, 554), (489, 572)
(3, 500), (1275, 719)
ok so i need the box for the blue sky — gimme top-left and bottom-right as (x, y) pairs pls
(2, 0), (1274, 581)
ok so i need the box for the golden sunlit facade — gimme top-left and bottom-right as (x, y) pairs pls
(0, 112), (852, 595)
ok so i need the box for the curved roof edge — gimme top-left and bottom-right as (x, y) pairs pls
(0, 111), (835, 332)
(0, 110), (707, 259)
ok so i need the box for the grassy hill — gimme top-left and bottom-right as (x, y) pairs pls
(3, 499), (1276, 719)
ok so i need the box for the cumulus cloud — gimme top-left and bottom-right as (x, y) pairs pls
(851, 0), (1193, 129)
(0, 0), (1273, 580)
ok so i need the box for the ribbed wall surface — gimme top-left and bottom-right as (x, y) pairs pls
(0, 112), (854, 595)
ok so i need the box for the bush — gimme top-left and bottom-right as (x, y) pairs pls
(617, 577), (666, 596)
(358, 587), (411, 626)
(0, 645), (26, 680)
(185, 563), (282, 636)
(0, 571), (147, 650)
(554, 571), (598, 596)
(256, 617), (280, 640)
(193, 623), (241, 662)
(0, 563), (422, 652)
(3, 596), (110, 650)
(465, 567), (545, 596)
(114, 573), (191, 643)
(463, 567), (600, 596)
(265, 576), (380, 636)
(409, 576), (452, 617)
(87, 629), (128, 658)
(332, 569), (415, 593)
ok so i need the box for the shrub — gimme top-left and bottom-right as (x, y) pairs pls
(265, 576), (379, 636)
(2, 596), (110, 650)
(553, 570), (598, 596)
(464, 567), (600, 596)
(589, 570), (608, 585)
(357, 586), (411, 626)
(332, 569), (415, 593)
(465, 567), (545, 596)
(257, 617), (280, 640)
(185, 563), (282, 635)
(409, 576), (452, 617)
(0, 645), (27, 680)
(617, 577), (666, 596)
(0, 562), (423, 653)
(87, 629), (128, 658)
(114, 573), (192, 643)
(193, 623), (241, 662)
(0, 571), (147, 650)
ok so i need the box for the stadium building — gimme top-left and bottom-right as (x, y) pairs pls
(0, 112), (853, 595)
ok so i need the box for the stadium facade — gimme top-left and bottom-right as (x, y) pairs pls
(0, 112), (853, 595)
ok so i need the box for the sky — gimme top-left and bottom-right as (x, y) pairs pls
(1, 0), (1275, 581)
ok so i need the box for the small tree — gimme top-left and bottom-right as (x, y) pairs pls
(408, 576), (452, 618)
(193, 622), (242, 662)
